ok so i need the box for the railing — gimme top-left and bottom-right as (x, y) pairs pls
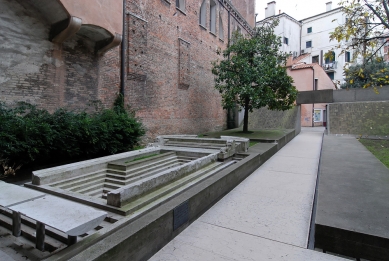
(322, 61), (338, 71)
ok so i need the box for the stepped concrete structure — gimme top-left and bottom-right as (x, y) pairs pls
(1, 133), (299, 260)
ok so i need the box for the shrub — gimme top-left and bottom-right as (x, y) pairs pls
(0, 97), (145, 174)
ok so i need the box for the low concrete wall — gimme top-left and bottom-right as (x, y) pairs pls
(333, 86), (389, 102)
(297, 89), (333, 104)
(327, 101), (389, 136)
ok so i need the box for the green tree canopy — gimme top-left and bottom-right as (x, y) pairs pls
(330, 0), (389, 89)
(341, 57), (389, 89)
(212, 19), (297, 132)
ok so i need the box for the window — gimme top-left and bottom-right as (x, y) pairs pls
(314, 79), (318, 90)
(327, 72), (334, 80)
(307, 27), (312, 33)
(219, 13), (224, 40)
(199, 0), (206, 27)
(284, 37), (288, 45)
(325, 51), (335, 64)
(345, 51), (351, 62)
(306, 41), (312, 48)
(176, 0), (185, 11)
(312, 55), (319, 63)
(210, 0), (217, 34)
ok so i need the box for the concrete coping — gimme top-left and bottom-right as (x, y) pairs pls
(107, 153), (219, 207)
(32, 147), (161, 185)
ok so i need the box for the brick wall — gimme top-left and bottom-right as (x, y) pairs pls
(0, 0), (119, 111)
(328, 101), (389, 135)
(1, 0), (254, 140)
(124, 0), (254, 139)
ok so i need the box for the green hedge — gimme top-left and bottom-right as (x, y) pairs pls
(0, 98), (145, 173)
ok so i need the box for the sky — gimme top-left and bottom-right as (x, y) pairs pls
(255, 0), (341, 21)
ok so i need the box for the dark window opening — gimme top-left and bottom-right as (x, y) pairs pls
(345, 51), (351, 62)
(284, 37), (289, 45)
(306, 41), (312, 48)
(307, 27), (312, 33)
(312, 55), (319, 63)
(325, 51), (335, 64)
(327, 72), (334, 80)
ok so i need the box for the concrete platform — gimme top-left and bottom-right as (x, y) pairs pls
(151, 128), (349, 260)
(316, 135), (389, 260)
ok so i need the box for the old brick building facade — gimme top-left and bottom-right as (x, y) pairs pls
(0, 0), (255, 138)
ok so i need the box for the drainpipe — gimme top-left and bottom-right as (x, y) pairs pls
(120, 0), (126, 98)
(311, 66), (315, 127)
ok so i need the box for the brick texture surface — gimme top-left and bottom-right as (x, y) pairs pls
(1, 0), (255, 139)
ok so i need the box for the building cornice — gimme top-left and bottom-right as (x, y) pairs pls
(218, 0), (254, 35)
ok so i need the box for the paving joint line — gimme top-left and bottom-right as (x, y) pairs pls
(199, 221), (308, 250)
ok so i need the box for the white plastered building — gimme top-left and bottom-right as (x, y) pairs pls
(258, 1), (351, 85)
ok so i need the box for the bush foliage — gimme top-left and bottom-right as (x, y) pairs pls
(0, 96), (145, 174)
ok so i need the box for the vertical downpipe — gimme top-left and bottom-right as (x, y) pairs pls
(120, 0), (126, 98)
(311, 67), (315, 127)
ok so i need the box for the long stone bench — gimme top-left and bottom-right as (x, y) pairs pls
(0, 182), (107, 251)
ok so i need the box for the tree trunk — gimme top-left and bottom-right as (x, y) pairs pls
(243, 96), (250, 132)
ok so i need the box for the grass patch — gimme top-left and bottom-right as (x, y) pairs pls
(125, 154), (159, 163)
(249, 141), (259, 147)
(359, 139), (389, 168)
(202, 127), (289, 140)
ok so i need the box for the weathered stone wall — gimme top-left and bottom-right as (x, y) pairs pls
(0, 0), (119, 111)
(328, 101), (389, 135)
(248, 106), (299, 130)
(231, 0), (256, 27)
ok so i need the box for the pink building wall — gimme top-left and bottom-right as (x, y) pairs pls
(60, 0), (123, 35)
(288, 63), (336, 127)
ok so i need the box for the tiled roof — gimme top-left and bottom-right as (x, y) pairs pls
(291, 63), (315, 70)
(293, 53), (310, 63)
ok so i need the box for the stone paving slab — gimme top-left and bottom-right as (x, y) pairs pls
(151, 129), (348, 260)
(0, 181), (45, 207)
(150, 221), (346, 261)
(316, 135), (389, 259)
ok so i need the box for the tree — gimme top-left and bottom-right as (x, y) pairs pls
(212, 19), (297, 133)
(330, 0), (389, 89)
(340, 57), (389, 89)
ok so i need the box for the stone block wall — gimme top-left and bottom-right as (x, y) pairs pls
(328, 101), (389, 135)
(248, 106), (299, 130)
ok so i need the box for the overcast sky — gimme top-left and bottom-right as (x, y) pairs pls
(255, 0), (341, 21)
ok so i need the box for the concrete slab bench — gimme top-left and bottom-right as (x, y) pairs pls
(9, 195), (107, 251)
(0, 182), (107, 251)
(0, 181), (45, 207)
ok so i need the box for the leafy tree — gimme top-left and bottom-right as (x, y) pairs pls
(341, 57), (389, 88)
(212, 19), (297, 132)
(330, 0), (389, 89)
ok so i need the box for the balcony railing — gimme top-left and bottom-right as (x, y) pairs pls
(322, 61), (337, 71)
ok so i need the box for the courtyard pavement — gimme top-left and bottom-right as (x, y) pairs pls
(150, 127), (348, 261)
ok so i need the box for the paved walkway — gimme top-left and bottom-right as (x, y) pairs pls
(150, 128), (348, 261)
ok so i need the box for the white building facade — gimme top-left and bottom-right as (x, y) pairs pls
(258, 1), (352, 85)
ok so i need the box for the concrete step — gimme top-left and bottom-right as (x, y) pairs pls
(107, 152), (177, 171)
(107, 156), (179, 176)
(106, 159), (182, 182)
(66, 177), (106, 192)
(87, 183), (119, 198)
(176, 156), (201, 161)
(49, 170), (106, 188)
(165, 141), (226, 149)
(122, 161), (236, 214)
(57, 172), (107, 190)
(123, 162), (183, 185)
